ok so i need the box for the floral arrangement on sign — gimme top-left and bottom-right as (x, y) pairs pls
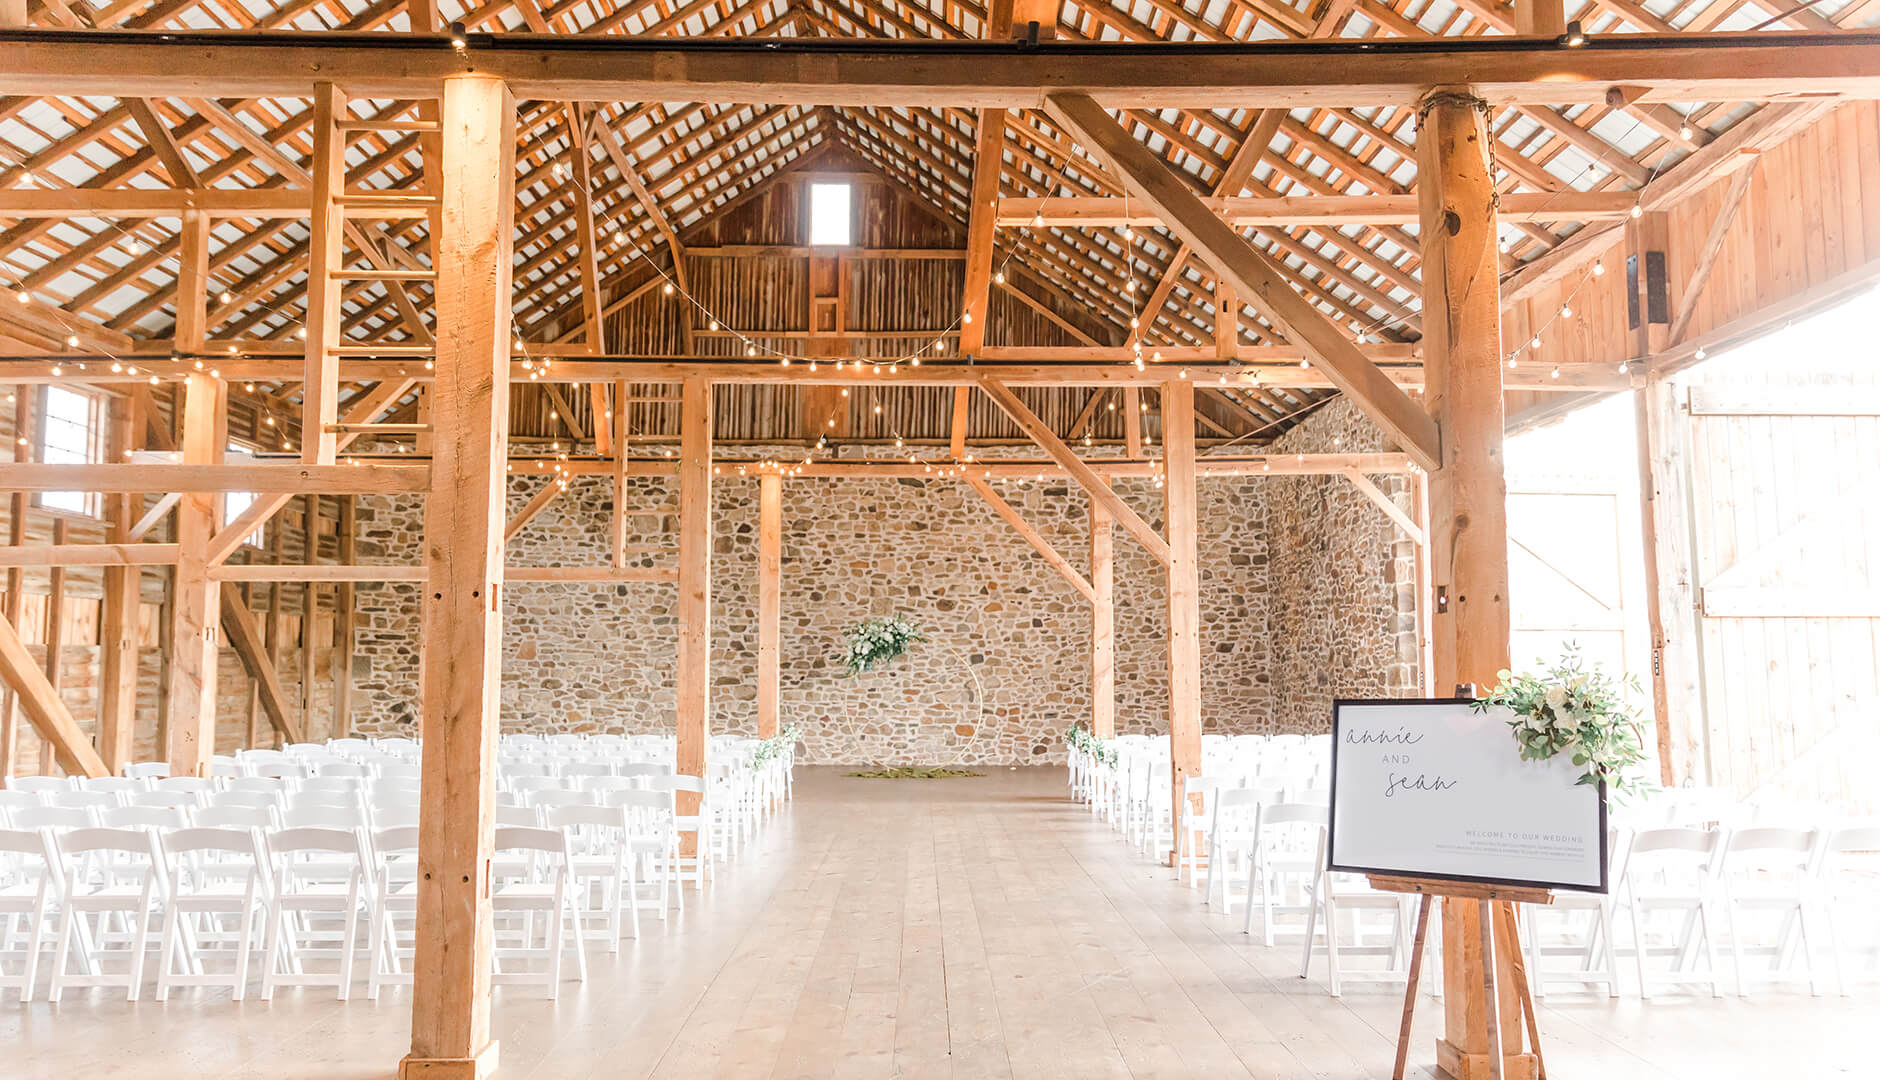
(1064, 722), (1118, 769)
(753, 722), (802, 769)
(839, 615), (926, 677)
(1472, 645), (1653, 799)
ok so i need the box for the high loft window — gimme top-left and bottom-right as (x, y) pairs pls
(224, 443), (264, 548)
(39, 386), (101, 515)
(808, 181), (852, 246)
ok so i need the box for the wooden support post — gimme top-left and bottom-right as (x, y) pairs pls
(264, 519), (284, 748)
(1417, 90), (1529, 1080)
(1162, 379), (1203, 858)
(304, 82), (347, 467)
(333, 495), (355, 738)
(38, 519), (67, 774)
(674, 374), (712, 854)
(756, 470), (781, 740)
(1088, 494), (1114, 740)
(1513, 0), (1566, 36)
(244, 581), (261, 749)
(401, 73), (514, 1080)
(1, 390), (29, 776)
(165, 372), (226, 778)
(611, 379), (630, 568)
(1635, 371), (1703, 785)
(302, 494), (322, 740)
(98, 395), (142, 774)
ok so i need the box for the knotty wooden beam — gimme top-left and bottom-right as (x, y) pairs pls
(756, 470), (781, 740)
(98, 396), (141, 775)
(7, 32), (1880, 106)
(219, 584), (303, 744)
(1340, 467), (1423, 544)
(674, 374), (712, 856)
(997, 191), (1640, 228)
(165, 372), (227, 779)
(1419, 90), (1527, 1079)
(1162, 378), (1203, 861)
(503, 477), (567, 542)
(1664, 163), (1758, 348)
(402, 73), (513, 1080)
(127, 98), (203, 188)
(0, 463), (430, 494)
(1088, 494), (1114, 740)
(0, 544), (178, 567)
(963, 472), (1095, 602)
(304, 82), (347, 467)
(0, 613), (106, 778)
(1044, 92), (1440, 470)
(978, 377), (1170, 565)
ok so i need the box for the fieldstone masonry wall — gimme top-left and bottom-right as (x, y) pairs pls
(1265, 399), (1423, 729)
(347, 409), (1417, 765)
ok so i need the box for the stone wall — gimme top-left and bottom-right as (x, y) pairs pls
(349, 446), (1275, 765)
(1263, 399), (1423, 731)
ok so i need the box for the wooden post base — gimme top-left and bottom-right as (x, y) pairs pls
(1435, 1041), (1539, 1080)
(398, 1042), (500, 1080)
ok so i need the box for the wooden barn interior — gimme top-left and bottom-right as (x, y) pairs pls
(0, 3), (1878, 1078)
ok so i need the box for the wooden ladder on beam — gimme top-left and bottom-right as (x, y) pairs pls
(305, 84), (442, 455)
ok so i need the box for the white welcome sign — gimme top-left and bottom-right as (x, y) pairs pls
(1328, 699), (1608, 893)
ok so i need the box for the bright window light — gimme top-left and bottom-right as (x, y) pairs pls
(809, 182), (852, 246)
(224, 443), (264, 547)
(40, 386), (98, 515)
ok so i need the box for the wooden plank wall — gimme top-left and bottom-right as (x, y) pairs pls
(1679, 352), (1879, 813)
(1504, 101), (1880, 422)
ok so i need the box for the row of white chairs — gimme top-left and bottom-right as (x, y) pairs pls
(1068, 736), (1880, 1000)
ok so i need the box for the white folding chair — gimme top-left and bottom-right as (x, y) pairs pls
(1718, 826), (1826, 996)
(1174, 775), (1226, 886)
(193, 803), (278, 831)
(1298, 824), (1420, 996)
(123, 762), (170, 781)
(100, 805), (191, 831)
(261, 826), (371, 1000)
(1821, 824), (1880, 995)
(0, 790), (47, 824)
(659, 775), (713, 892)
(490, 826), (585, 998)
(1243, 802), (1329, 945)
(365, 825), (420, 1000)
(11, 805), (98, 832)
(78, 777), (142, 797)
(47, 827), (166, 1001)
(541, 804), (642, 949)
(154, 826), (270, 1000)
(609, 790), (677, 919)
(0, 827), (59, 1001)
(5, 777), (72, 796)
(1623, 826), (1726, 998)
(1522, 827), (1630, 998)
(1204, 787), (1262, 912)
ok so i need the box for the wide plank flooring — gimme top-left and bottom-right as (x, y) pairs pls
(7, 766), (1871, 1078)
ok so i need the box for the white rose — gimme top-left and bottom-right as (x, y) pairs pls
(1544, 684), (1568, 709)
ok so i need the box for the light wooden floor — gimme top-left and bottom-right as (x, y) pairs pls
(7, 766), (1872, 1079)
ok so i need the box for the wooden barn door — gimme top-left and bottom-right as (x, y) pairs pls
(1684, 379), (1880, 812)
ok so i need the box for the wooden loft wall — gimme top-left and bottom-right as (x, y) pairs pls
(1505, 101), (1880, 426)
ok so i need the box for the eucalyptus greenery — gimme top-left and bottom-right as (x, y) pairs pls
(1472, 645), (1653, 798)
(752, 722), (802, 769)
(839, 615), (926, 677)
(1064, 722), (1118, 769)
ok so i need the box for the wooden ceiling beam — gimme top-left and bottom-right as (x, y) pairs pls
(999, 190), (1640, 227)
(4, 32), (1879, 107)
(1044, 91), (1440, 469)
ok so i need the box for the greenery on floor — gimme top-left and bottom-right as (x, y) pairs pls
(845, 766), (982, 779)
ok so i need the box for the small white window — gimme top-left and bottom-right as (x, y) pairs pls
(39, 386), (100, 515)
(225, 443), (265, 547)
(808, 181), (852, 246)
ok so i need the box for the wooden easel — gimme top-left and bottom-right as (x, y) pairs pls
(1368, 875), (1552, 1080)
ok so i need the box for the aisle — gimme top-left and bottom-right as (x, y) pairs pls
(5, 767), (1869, 1079)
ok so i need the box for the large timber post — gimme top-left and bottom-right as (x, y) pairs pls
(1417, 88), (1530, 1080)
(402, 72), (514, 1080)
